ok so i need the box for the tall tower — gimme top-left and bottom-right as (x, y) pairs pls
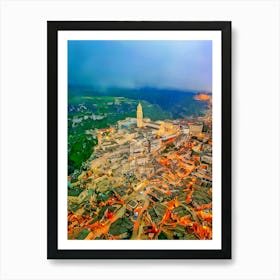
(97, 132), (102, 147)
(137, 102), (143, 128)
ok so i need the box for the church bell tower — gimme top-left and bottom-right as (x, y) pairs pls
(137, 102), (143, 128)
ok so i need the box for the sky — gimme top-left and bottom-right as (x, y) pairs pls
(68, 40), (212, 92)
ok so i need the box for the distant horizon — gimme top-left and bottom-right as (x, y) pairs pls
(68, 84), (212, 95)
(68, 40), (212, 92)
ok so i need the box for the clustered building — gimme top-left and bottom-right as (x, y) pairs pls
(67, 100), (213, 241)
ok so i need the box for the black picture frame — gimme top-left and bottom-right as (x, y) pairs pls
(47, 21), (231, 259)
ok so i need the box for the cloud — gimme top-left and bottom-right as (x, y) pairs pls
(68, 40), (212, 92)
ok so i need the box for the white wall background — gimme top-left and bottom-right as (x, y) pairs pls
(0, 0), (279, 279)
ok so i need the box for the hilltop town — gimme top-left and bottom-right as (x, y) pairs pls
(68, 97), (213, 240)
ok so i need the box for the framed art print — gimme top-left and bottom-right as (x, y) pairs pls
(47, 21), (231, 259)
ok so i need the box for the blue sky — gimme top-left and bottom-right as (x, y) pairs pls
(68, 40), (212, 92)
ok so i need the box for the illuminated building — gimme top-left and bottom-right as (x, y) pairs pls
(201, 155), (212, 164)
(149, 138), (162, 152)
(97, 133), (102, 147)
(189, 123), (203, 136)
(137, 102), (143, 128)
(130, 139), (146, 156)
